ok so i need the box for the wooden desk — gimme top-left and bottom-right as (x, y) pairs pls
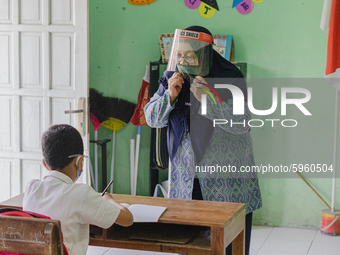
(0, 194), (245, 255)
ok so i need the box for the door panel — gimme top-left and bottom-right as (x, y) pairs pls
(51, 0), (73, 25)
(21, 159), (48, 191)
(0, 0), (11, 23)
(20, 0), (42, 25)
(0, 0), (89, 201)
(51, 98), (74, 125)
(20, 32), (42, 88)
(51, 33), (73, 88)
(0, 96), (13, 150)
(0, 33), (10, 85)
(21, 96), (43, 152)
(0, 159), (11, 202)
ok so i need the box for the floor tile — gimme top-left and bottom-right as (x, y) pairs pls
(250, 236), (267, 250)
(307, 241), (340, 255)
(260, 239), (312, 254)
(313, 230), (340, 243)
(267, 227), (317, 242)
(252, 226), (273, 238)
(86, 245), (110, 255)
(249, 249), (258, 255)
(250, 226), (273, 250)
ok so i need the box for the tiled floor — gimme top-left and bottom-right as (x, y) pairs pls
(86, 226), (340, 255)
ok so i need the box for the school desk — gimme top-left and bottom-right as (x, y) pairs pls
(0, 193), (245, 255)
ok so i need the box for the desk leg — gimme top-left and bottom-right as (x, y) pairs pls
(211, 227), (225, 255)
(232, 229), (245, 255)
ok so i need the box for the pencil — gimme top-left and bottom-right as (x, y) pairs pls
(101, 180), (114, 196)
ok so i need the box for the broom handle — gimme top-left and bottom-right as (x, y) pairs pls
(296, 171), (331, 209)
(110, 131), (115, 193)
(130, 139), (135, 195)
(134, 126), (141, 196)
(95, 130), (98, 192)
(89, 157), (96, 190)
(331, 90), (338, 212)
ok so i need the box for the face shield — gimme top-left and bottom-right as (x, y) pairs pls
(167, 29), (214, 79)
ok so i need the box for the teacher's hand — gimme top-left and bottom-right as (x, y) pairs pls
(190, 76), (211, 102)
(168, 72), (184, 105)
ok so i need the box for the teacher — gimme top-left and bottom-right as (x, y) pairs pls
(144, 25), (262, 255)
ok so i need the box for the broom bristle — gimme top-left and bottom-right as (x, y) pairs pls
(90, 88), (136, 124)
(90, 88), (108, 123)
(103, 97), (136, 124)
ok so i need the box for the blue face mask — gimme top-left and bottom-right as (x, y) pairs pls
(68, 154), (89, 183)
(74, 155), (83, 182)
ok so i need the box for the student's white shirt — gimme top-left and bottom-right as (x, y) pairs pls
(23, 170), (120, 255)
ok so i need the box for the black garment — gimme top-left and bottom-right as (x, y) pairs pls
(192, 178), (252, 255)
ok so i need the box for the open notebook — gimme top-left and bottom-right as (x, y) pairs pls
(120, 203), (167, 222)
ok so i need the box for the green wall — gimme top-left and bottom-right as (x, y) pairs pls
(89, 0), (340, 228)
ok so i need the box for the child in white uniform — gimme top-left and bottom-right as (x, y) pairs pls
(23, 124), (133, 255)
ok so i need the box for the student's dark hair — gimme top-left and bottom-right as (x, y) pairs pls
(42, 124), (83, 170)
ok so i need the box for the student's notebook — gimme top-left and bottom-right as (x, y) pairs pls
(120, 203), (167, 222)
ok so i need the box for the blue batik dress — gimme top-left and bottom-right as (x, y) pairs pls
(144, 89), (262, 214)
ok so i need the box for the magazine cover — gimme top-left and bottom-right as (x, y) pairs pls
(159, 33), (174, 63)
(213, 35), (234, 62)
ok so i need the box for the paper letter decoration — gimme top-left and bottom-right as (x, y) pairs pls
(185, 0), (201, 9)
(235, 0), (253, 14)
(199, 1), (217, 18)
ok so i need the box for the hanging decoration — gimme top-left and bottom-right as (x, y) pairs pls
(128, 0), (263, 16)
(184, 0), (219, 19)
(185, 0), (201, 9)
(232, 0), (244, 8)
(199, 1), (217, 18)
(184, 0), (264, 18)
(201, 0), (219, 10)
(235, 0), (254, 15)
(128, 0), (157, 5)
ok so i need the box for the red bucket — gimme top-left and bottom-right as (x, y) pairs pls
(321, 209), (340, 236)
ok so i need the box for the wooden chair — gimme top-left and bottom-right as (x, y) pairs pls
(0, 215), (64, 255)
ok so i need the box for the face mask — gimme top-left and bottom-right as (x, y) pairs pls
(176, 64), (198, 79)
(74, 155), (83, 183)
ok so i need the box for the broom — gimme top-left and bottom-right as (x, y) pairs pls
(89, 88), (108, 191)
(102, 97), (136, 193)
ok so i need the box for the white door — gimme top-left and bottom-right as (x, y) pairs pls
(0, 0), (89, 202)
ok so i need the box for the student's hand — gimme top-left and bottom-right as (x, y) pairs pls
(168, 72), (184, 105)
(190, 76), (211, 102)
(103, 193), (127, 210)
(103, 193), (133, 227)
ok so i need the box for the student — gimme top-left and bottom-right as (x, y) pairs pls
(23, 124), (133, 255)
(144, 26), (262, 255)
